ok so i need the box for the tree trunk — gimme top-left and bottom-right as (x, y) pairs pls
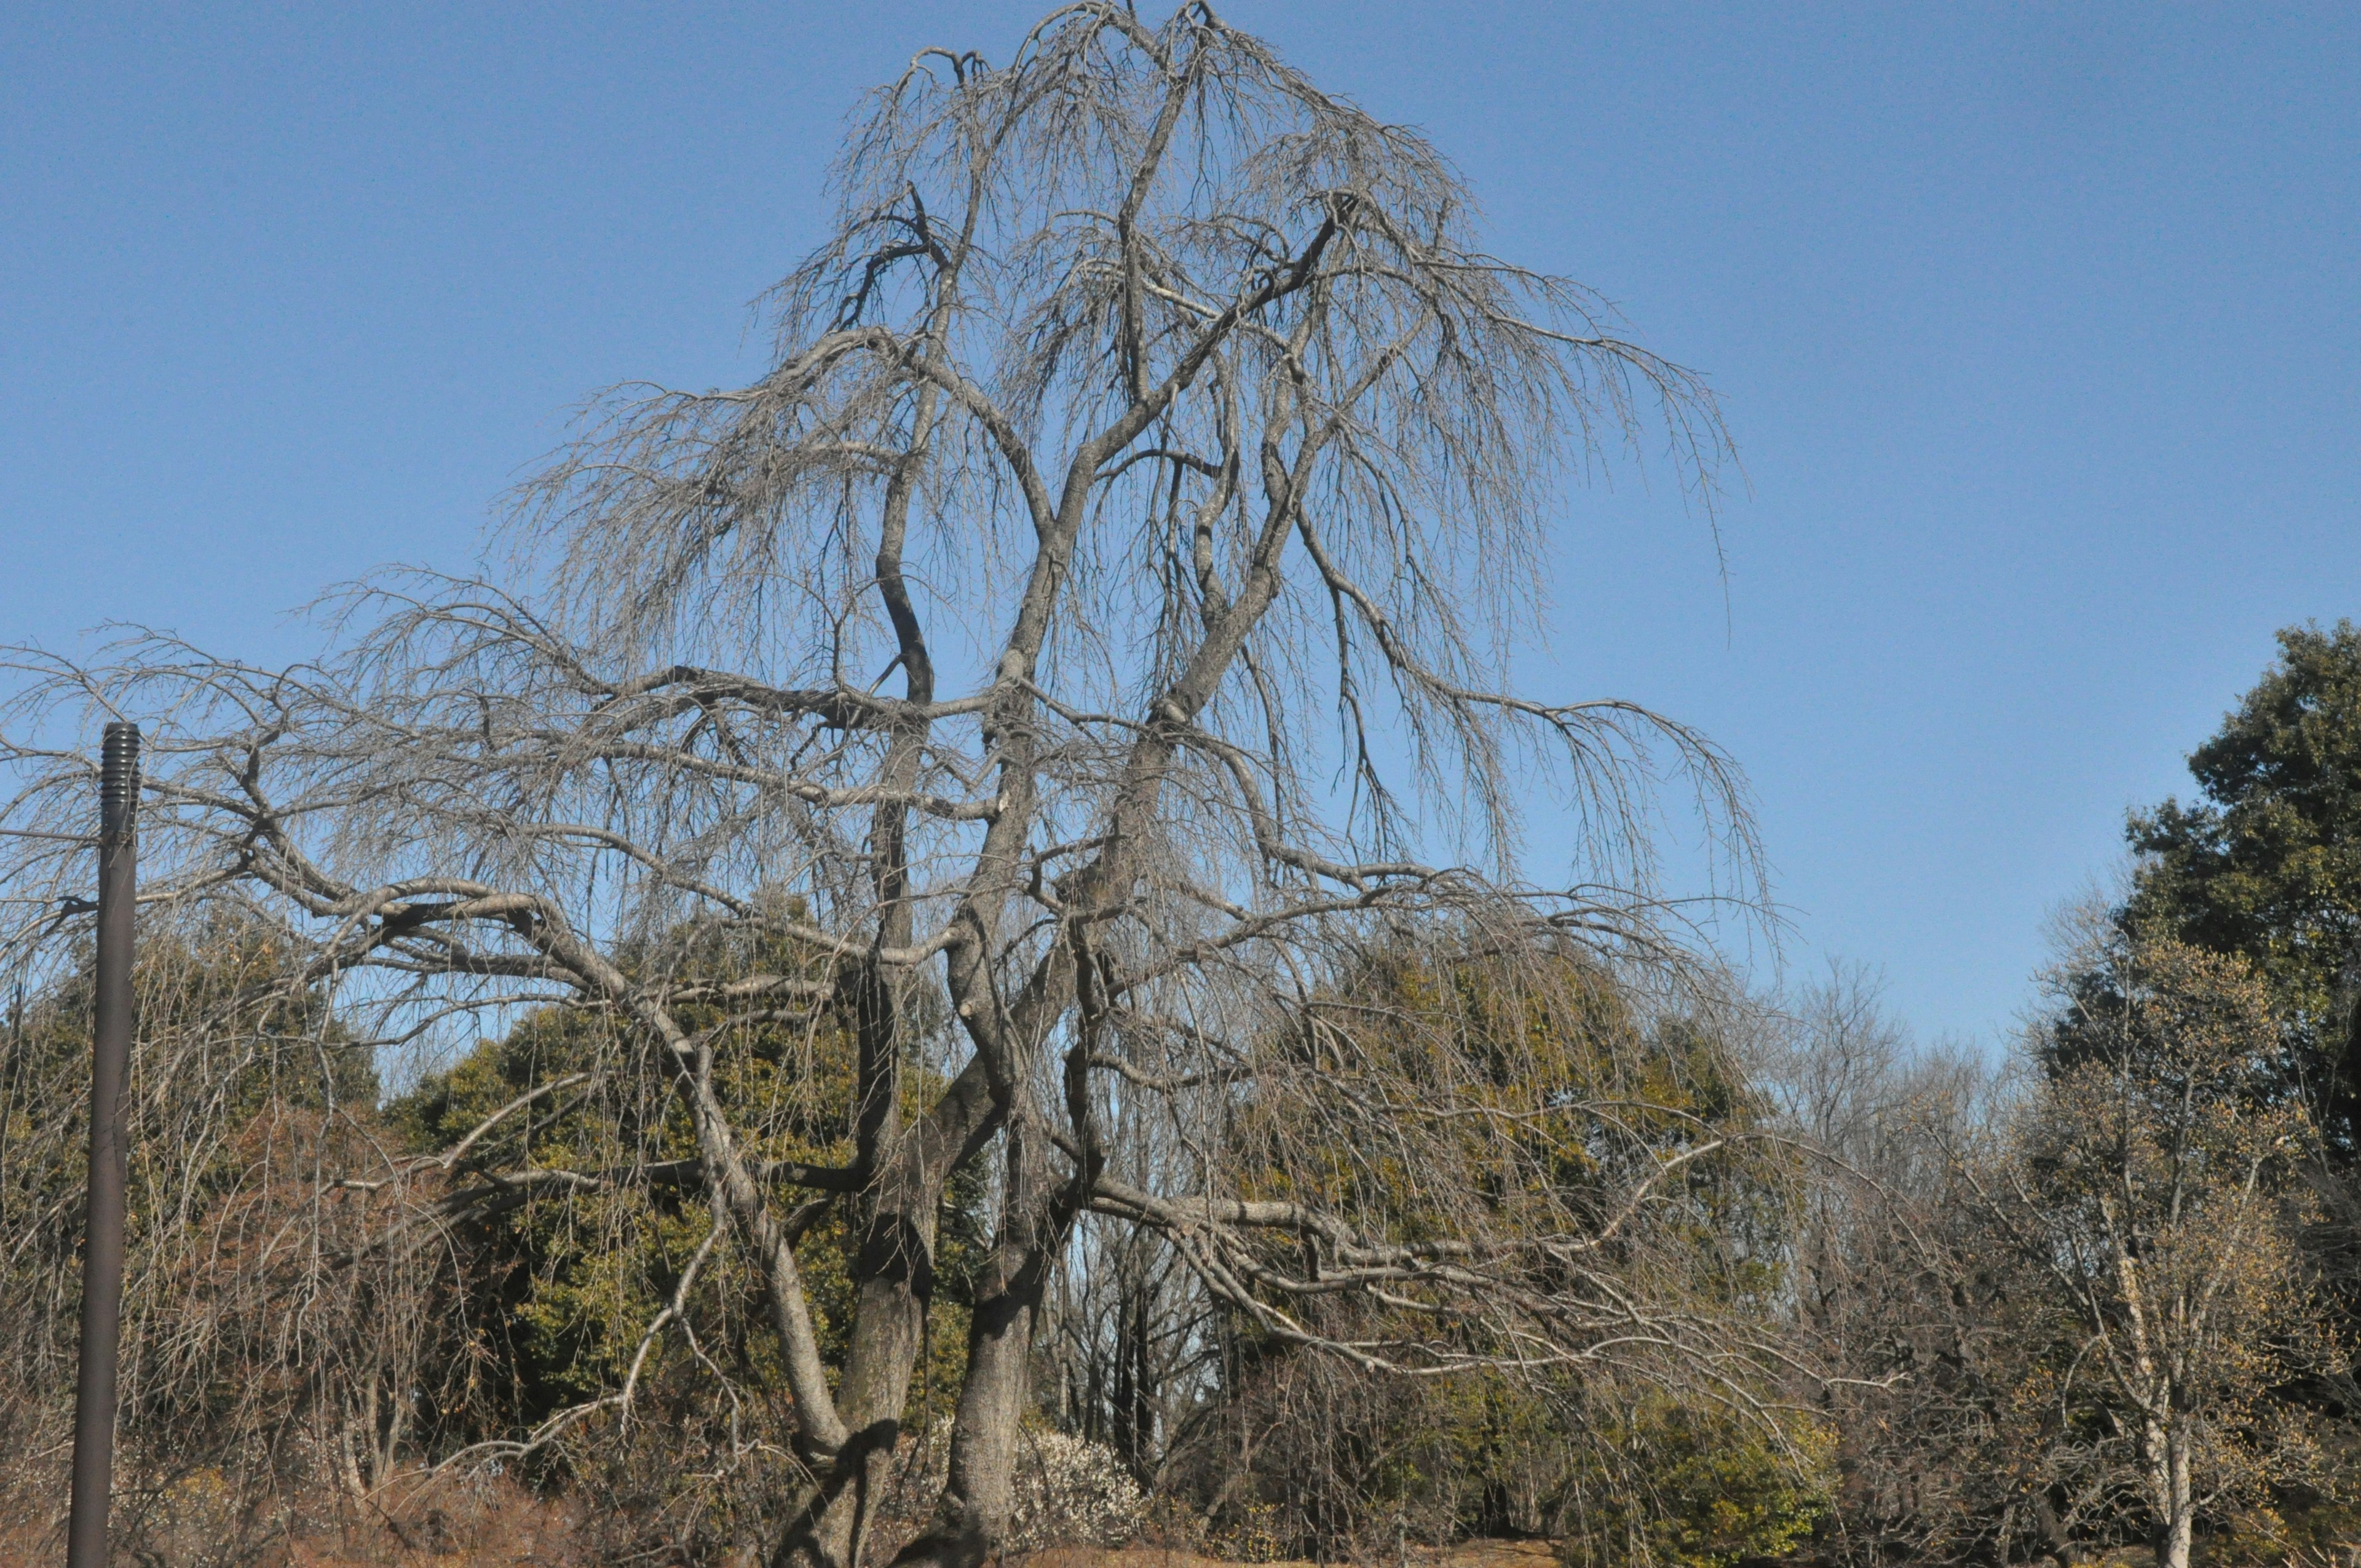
(2158, 1420), (2195, 1568)
(772, 1001), (1003, 1568)
(888, 1122), (1069, 1568)
(1110, 1272), (1152, 1480)
(771, 1211), (935, 1568)
(773, 965), (934, 1568)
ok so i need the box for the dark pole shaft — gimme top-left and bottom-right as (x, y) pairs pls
(68, 722), (137, 1568)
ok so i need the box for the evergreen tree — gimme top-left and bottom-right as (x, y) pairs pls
(2118, 621), (2361, 1154)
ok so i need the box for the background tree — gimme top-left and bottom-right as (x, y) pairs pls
(1750, 967), (2032, 1568)
(0, 911), (461, 1558)
(1158, 944), (1814, 1564)
(2121, 620), (2361, 1158)
(1770, 948), (2361, 1568)
(2094, 622), (2361, 1524)
(381, 921), (989, 1555)
(1972, 935), (2331, 1568)
(0, 7), (1766, 1567)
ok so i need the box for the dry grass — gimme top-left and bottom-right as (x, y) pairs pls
(0, 1475), (1564, 1568)
(0, 1513), (1563, 1568)
(1018, 1539), (1562, 1568)
(0, 1473), (587, 1568)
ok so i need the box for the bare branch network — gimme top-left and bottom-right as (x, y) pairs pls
(0, 9), (1776, 1567)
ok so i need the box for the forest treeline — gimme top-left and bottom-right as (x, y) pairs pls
(2, 626), (2358, 1566)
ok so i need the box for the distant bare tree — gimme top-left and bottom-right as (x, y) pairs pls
(1755, 966), (2033, 1567)
(1972, 935), (2331, 1568)
(1, 7), (1765, 1567)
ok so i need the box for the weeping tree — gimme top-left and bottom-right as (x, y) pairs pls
(1, 6), (1776, 1566)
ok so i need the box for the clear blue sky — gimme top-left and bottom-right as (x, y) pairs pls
(6, 4), (2357, 1046)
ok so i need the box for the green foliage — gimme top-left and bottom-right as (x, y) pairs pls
(2121, 620), (2361, 1149)
(1235, 946), (1792, 1310)
(2091, 625), (2361, 1557)
(1559, 1400), (1834, 1568)
(1197, 944), (1816, 1558)
(395, 996), (823, 1423)
(390, 922), (985, 1451)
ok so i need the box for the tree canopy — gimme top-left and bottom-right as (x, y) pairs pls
(0, 8), (1770, 1567)
(2122, 620), (2361, 1150)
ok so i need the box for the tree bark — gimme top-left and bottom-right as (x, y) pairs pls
(2158, 1420), (2194, 1568)
(774, 1055), (1003, 1568)
(887, 1120), (1071, 1568)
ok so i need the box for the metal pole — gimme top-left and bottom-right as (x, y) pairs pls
(67, 722), (137, 1568)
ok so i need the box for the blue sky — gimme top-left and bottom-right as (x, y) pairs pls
(5, 3), (2357, 1046)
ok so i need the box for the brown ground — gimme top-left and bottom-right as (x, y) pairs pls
(1023, 1543), (1563, 1568)
(0, 1483), (1567, 1568)
(269, 1535), (1565, 1568)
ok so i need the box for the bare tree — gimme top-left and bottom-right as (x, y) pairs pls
(0, 909), (464, 1559)
(1754, 966), (2042, 1567)
(1, 7), (1768, 1567)
(1969, 935), (2331, 1568)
